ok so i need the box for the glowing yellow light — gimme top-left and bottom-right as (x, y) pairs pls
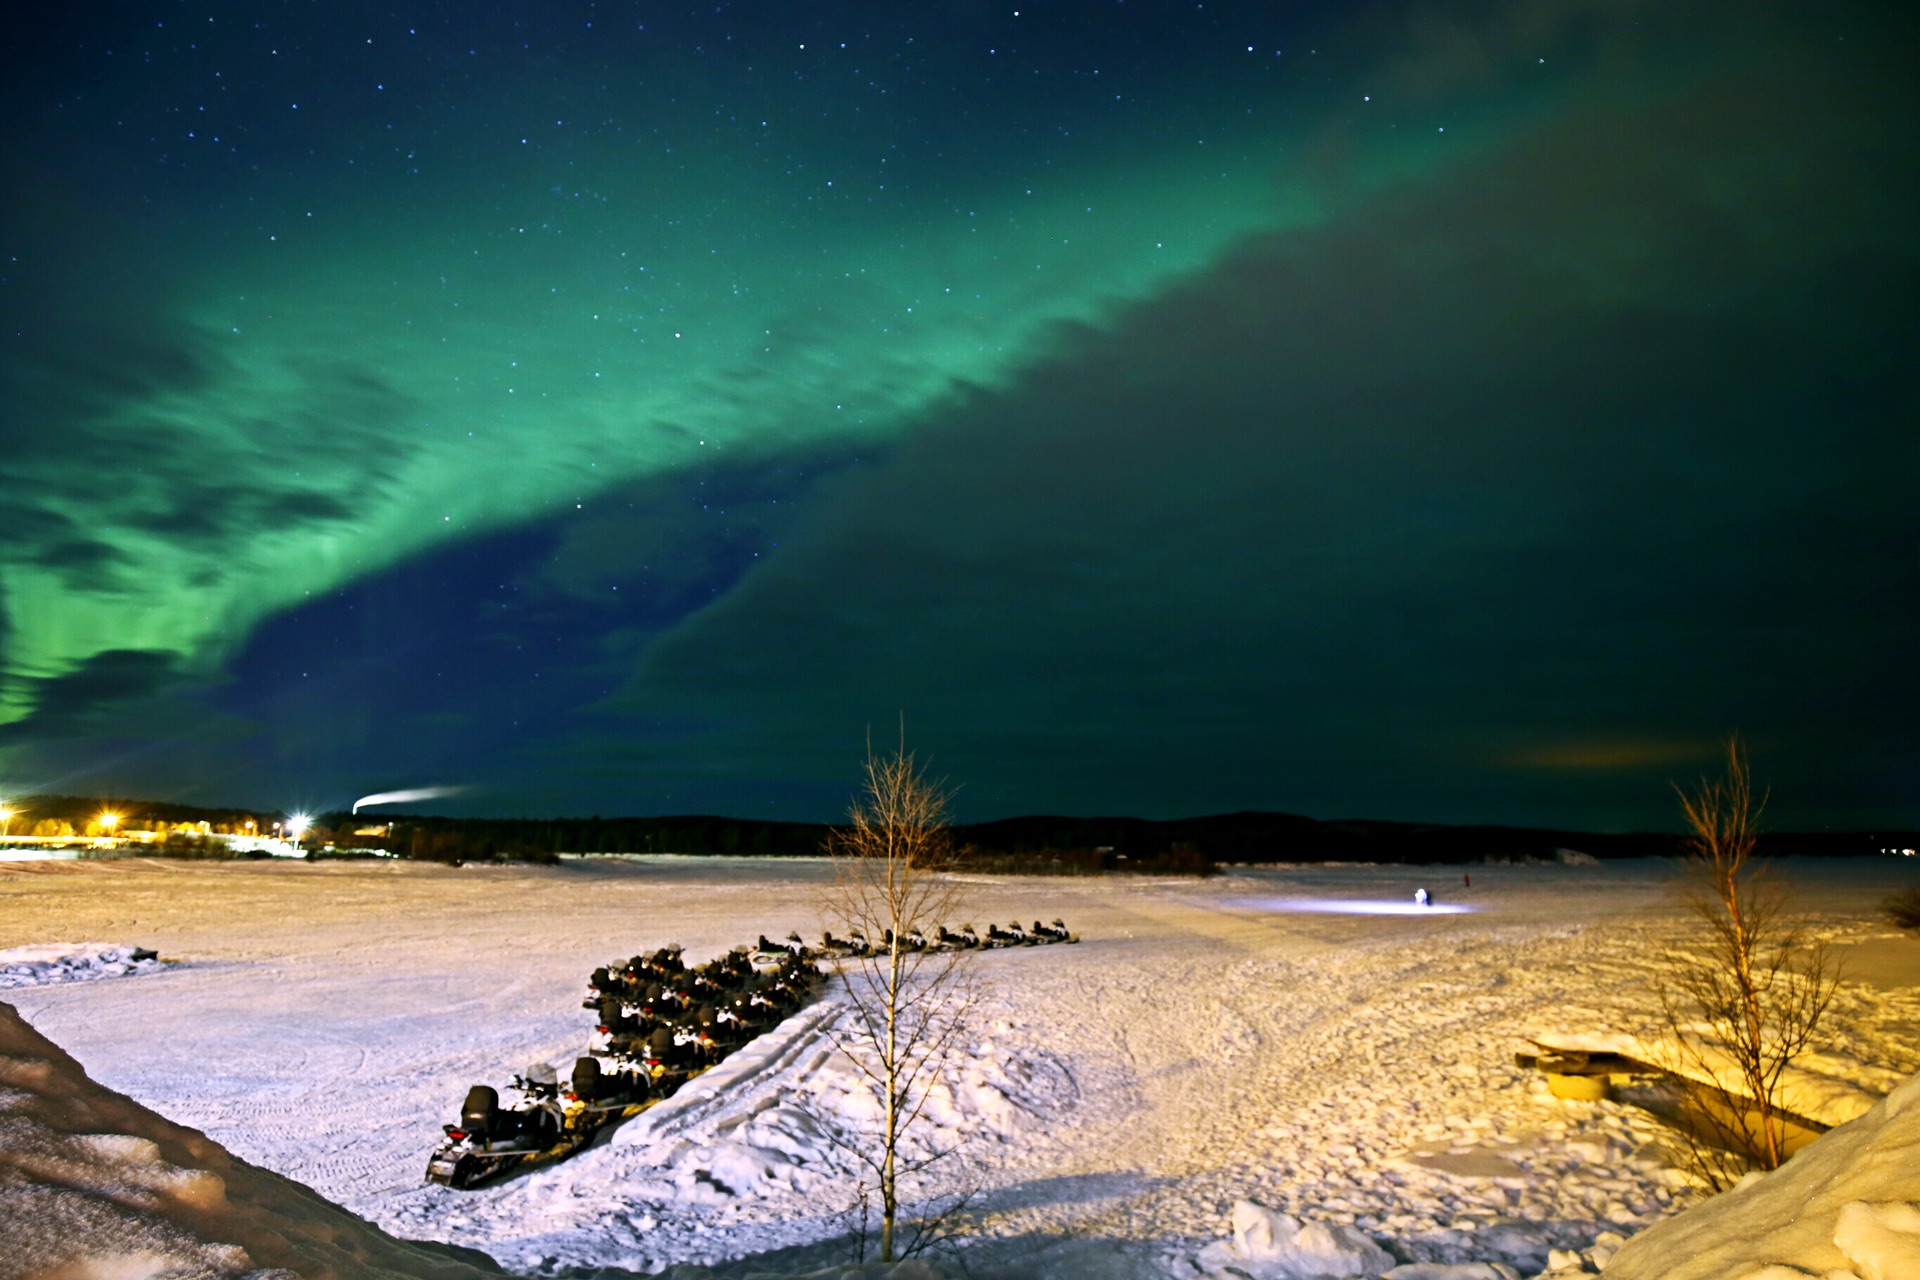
(98, 812), (121, 831)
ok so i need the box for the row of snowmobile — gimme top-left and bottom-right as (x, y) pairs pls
(809, 918), (1079, 956)
(425, 943), (824, 1189)
(424, 918), (1077, 1189)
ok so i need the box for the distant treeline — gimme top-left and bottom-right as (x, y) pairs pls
(5, 795), (1910, 871)
(377, 814), (821, 862)
(954, 812), (1912, 866)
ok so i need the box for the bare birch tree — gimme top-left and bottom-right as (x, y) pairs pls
(821, 742), (976, 1262)
(1657, 735), (1841, 1186)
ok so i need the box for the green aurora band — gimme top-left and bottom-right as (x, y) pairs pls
(2, 31), (1494, 720)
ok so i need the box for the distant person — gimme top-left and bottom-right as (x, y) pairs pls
(1414, 887), (1430, 907)
(1463, 873), (1471, 889)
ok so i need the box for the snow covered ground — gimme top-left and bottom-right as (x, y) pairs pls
(2, 854), (1914, 1278)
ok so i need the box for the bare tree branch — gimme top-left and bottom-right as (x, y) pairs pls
(819, 739), (978, 1263)
(1655, 735), (1843, 1188)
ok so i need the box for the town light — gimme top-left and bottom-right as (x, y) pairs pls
(98, 811), (120, 831)
(287, 813), (311, 851)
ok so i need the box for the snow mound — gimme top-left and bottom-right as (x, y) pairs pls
(1603, 1071), (1920, 1280)
(1832, 1200), (1920, 1280)
(0, 942), (161, 988)
(0, 998), (504, 1280)
(1196, 1199), (1397, 1278)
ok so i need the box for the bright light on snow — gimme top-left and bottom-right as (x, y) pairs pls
(1242, 896), (1478, 915)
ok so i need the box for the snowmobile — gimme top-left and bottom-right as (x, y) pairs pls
(984, 922), (1029, 947)
(634, 945), (684, 978)
(819, 929), (869, 957)
(424, 1063), (574, 1189)
(587, 992), (665, 1059)
(424, 1049), (673, 1191)
(566, 1052), (654, 1116)
(643, 1020), (711, 1077)
(1035, 919), (1079, 943)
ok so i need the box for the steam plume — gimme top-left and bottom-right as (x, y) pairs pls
(352, 786), (468, 814)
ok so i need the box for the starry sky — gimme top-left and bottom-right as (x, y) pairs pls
(1, 1), (1914, 828)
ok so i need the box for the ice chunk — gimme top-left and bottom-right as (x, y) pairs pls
(1233, 1199), (1306, 1258)
(1204, 1199), (1396, 1279)
(0, 942), (161, 988)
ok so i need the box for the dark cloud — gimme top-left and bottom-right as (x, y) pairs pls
(125, 482), (361, 543)
(536, 456), (864, 609)
(30, 540), (135, 593)
(0, 322), (418, 576)
(0, 649), (184, 744)
(609, 38), (1918, 827)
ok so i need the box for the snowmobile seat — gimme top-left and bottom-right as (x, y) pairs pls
(460, 1084), (499, 1137)
(647, 1024), (693, 1068)
(571, 1056), (601, 1103)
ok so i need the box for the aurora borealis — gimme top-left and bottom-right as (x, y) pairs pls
(2, 2), (1914, 826)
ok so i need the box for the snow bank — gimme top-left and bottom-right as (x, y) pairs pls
(0, 941), (161, 988)
(0, 998), (505, 1280)
(1602, 1071), (1920, 1280)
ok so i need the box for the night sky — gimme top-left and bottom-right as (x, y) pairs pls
(1, 1), (1913, 828)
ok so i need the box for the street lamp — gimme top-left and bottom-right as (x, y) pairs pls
(287, 812), (311, 854)
(0, 804), (15, 842)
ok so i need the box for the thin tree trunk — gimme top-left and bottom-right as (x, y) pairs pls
(882, 919), (902, 1261)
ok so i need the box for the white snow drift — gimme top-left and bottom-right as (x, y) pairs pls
(1601, 1069), (1920, 1280)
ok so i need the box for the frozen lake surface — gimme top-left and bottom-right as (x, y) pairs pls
(3, 854), (1915, 1278)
